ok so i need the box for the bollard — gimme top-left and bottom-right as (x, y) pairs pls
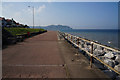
(27, 32), (30, 37)
(90, 42), (93, 68)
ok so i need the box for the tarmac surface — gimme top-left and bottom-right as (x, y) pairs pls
(2, 31), (109, 79)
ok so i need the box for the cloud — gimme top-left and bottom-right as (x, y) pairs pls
(47, 0), (53, 2)
(25, 5), (46, 15)
(35, 5), (46, 14)
(12, 12), (24, 23)
(14, 12), (21, 17)
(27, 8), (33, 14)
(0, 3), (2, 16)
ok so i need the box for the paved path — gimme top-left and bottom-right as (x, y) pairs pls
(3, 31), (66, 78)
(3, 31), (109, 78)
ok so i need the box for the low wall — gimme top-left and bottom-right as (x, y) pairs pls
(16, 30), (47, 41)
(3, 30), (47, 46)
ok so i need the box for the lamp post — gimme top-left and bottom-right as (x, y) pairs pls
(28, 6), (34, 29)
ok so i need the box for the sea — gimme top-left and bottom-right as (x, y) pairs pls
(61, 29), (119, 49)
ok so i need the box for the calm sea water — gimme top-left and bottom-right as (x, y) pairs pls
(61, 29), (119, 49)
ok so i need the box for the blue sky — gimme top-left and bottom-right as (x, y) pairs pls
(1, 2), (118, 29)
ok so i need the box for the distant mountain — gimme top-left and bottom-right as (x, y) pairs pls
(38, 25), (72, 31)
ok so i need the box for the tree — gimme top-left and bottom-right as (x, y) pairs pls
(24, 25), (30, 28)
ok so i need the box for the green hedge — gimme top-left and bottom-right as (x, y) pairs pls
(4, 28), (46, 36)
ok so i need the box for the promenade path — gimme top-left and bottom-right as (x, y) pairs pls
(3, 31), (109, 78)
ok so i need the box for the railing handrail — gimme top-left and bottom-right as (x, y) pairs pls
(64, 32), (120, 52)
(58, 31), (120, 75)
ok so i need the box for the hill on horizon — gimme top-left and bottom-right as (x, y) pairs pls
(34, 25), (73, 31)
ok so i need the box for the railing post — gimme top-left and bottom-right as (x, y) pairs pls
(67, 34), (69, 40)
(77, 38), (79, 46)
(90, 42), (93, 68)
(66, 34), (67, 39)
(71, 36), (72, 42)
(63, 33), (65, 39)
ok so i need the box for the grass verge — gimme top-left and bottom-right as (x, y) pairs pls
(4, 28), (46, 36)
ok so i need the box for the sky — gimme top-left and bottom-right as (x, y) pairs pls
(1, 2), (118, 29)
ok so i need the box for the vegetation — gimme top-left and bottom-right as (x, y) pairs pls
(4, 28), (46, 36)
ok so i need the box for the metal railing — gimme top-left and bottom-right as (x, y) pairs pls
(58, 31), (120, 75)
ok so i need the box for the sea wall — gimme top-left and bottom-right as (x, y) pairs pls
(59, 31), (120, 77)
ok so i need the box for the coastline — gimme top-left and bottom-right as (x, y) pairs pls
(61, 29), (119, 49)
(59, 31), (120, 77)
